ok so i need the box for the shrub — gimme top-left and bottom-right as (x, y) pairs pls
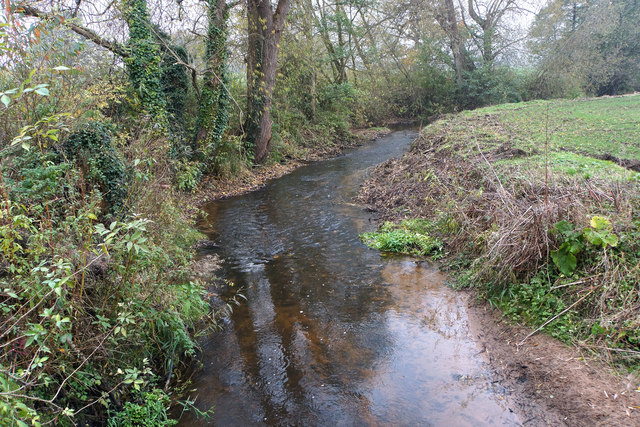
(64, 122), (128, 216)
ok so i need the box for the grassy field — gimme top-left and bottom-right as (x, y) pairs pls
(359, 95), (640, 369)
(425, 95), (640, 180)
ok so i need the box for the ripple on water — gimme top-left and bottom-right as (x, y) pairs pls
(179, 131), (521, 426)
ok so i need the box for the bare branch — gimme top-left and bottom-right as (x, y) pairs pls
(14, 2), (128, 58)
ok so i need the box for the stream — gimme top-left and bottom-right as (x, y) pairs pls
(179, 130), (521, 426)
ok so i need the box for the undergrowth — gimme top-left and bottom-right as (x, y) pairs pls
(0, 26), (231, 425)
(359, 95), (640, 371)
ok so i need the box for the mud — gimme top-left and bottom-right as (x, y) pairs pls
(596, 153), (640, 173)
(467, 298), (640, 426)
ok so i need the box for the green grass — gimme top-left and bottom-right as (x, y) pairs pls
(495, 152), (639, 182)
(427, 94), (640, 169)
(361, 219), (443, 258)
(500, 97), (640, 159)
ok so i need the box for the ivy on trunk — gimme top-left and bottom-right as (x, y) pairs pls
(122, 0), (168, 128)
(193, 0), (231, 166)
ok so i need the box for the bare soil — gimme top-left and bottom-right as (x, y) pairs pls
(466, 296), (640, 426)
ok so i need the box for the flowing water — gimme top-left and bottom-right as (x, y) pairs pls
(180, 130), (520, 426)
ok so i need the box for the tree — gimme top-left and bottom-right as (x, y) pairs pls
(16, 1), (169, 127)
(121, 0), (168, 126)
(434, 0), (470, 86)
(245, 0), (292, 163)
(529, 0), (640, 97)
(193, 0), (234, 164)
(466, 0), (519, 65)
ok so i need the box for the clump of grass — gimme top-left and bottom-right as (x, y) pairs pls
(361, 219), (442, 257)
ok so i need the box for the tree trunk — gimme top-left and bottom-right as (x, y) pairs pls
(245, 0), (291, 163)
(442, 0), (466, 86)
(482, 24), (494, 64)
(310, 70), (317, 122)
(193, 0), (231, 164)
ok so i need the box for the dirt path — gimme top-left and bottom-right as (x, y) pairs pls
(466, 295), (640, 426)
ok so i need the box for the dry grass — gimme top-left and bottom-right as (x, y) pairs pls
(359, 99), (640, 365)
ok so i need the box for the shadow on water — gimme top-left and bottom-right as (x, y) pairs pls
(179, 130), (520, 426)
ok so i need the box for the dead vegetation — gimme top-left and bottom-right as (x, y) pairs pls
(358, 105), (640, 367)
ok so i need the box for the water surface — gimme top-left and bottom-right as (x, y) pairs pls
(181, 131), (520, 426)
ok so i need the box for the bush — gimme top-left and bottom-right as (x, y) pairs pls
(458, 66), (527, 110)
(108, 389), (177, 427)
(64, 122), (128, 216)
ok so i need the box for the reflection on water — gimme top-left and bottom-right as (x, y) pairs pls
(179, 131), (520, 426)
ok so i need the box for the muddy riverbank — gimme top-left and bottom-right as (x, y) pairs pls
(467, 299), (640, 426)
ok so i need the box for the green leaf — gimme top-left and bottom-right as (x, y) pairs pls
(590, 216), (611, 231)
(603, 233), (618, 247)
(551, 243), (577, 276)
(1, 94), (10, 107)
(25, 335), (37, 348)
(34, 87), (50, 96)
(568, 239), (583, 254)
(551, 220), (574, 237)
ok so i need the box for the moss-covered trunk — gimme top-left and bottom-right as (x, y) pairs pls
(121, 0), (168, 127)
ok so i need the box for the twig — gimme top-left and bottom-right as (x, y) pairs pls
(544, 103), (549, 210)
(48, 325), (116, 404)
(471, 126), (514, 216)
(550, 279), (586, 291)
(583, 345), (640, 356)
